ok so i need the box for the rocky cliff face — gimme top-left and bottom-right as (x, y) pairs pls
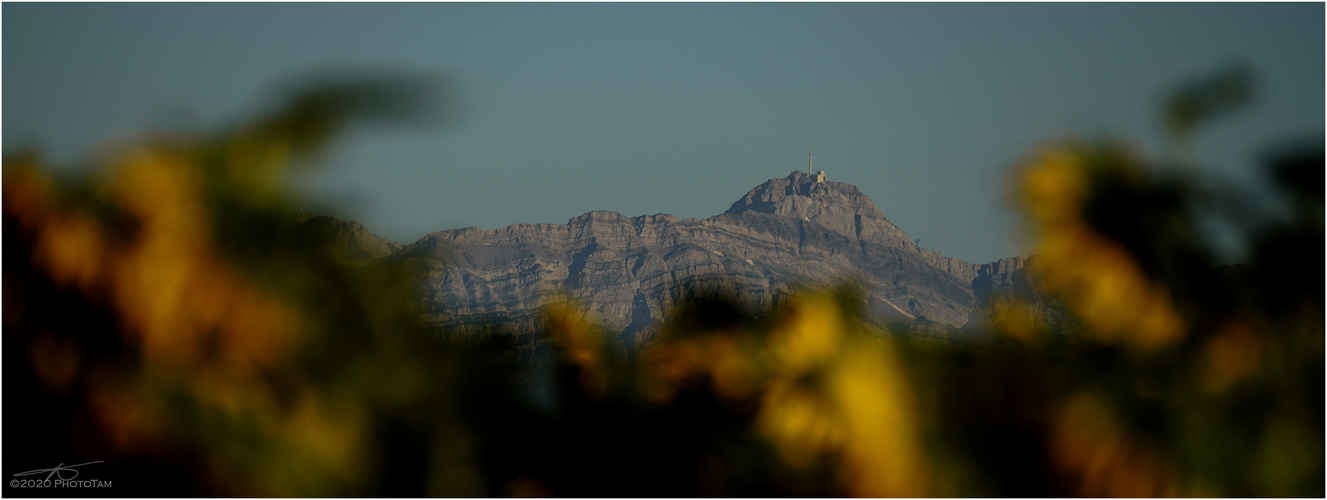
(382, 171), (1022, 348)
(957, 255), (1078, 338)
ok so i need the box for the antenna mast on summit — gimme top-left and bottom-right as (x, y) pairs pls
(809, 142), (813, 174)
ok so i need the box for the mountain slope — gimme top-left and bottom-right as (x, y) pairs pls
(289, 212), (403, 263)
(396, 171), (1019, 347)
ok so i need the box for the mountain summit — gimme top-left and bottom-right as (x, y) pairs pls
(728, 171), (885, 218)
(726, 171), (911, 244)
(338, 171), (1023, 350)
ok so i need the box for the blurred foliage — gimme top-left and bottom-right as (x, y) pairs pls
(3, 70), (497, 496)
(4, 64), (1322, 497)
(995, 135), (1323, 495)
(1163, 61), (1255, 154)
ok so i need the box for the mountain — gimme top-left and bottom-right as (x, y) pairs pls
(958, 255), (1077, 339)
(288, 212), (403, 264)
(346, 171), (1026, 348)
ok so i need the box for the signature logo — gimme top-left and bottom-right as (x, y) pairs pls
(13, 461), (103, 481)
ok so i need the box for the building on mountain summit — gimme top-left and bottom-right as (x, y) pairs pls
(809, 142), (826, 182)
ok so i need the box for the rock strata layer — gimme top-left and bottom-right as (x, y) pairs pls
(363, 171), (1025, 348)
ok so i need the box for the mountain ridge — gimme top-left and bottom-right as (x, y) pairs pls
(315, 171), (1027, 346)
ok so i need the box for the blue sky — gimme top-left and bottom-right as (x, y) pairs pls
(4, 3), (1322, 263)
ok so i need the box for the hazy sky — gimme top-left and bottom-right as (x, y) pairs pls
(4, 3), (1322, 263)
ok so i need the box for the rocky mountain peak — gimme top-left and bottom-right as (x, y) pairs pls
(303, 169), (1033, 348)
(724, 171), (906, 244)
(725, 171), (885, 219)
